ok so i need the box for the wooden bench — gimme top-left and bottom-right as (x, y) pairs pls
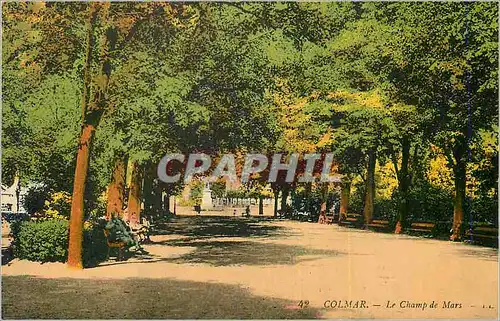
(339, 214), (363, 228)
(407, 221), (436, 236)
(103, 230), (127, 261)
(366, 219), (391, 232)
(465, 225), (498, 246)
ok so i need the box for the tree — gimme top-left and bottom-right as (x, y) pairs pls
(65, 3), (200, 268)
(360, 2), (498, 239)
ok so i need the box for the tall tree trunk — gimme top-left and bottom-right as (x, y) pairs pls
(273, 189), (279, 217)
(305, 182), (312, 214)
(451, 159), (466, 241)
(67, 124), (95, 269)
(142, 163), (154, 216)
(106, 154), (127, 219)
(127, 162), (143, 225)
(363, 149), (376, 225)
(339, 178), (350, 221)
(317, 183), (328, 223)
(67, 5), (99, 269)
(411, 144), (421, 185)
(395, 137), (410, 234)
(280, 185), (290, 214)
(153, 180), (163, 216)
(258, 195), (264, 215)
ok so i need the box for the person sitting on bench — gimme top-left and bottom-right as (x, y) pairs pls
(128, 218), (151, 243)
(105, 214), (145, 253)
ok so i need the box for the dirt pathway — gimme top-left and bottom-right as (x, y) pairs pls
(2, 217), (498, 319)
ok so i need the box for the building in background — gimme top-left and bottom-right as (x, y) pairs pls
(1, 176), (27, 213)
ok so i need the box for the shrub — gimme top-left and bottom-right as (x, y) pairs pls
(12, 219), (108, 267)
(13, 219), (68, 262)
(407, 182), (454, 221)
(82, 222), (108, 267)
(350, 179), (453, 222)
(373, 197), (398, 221)
(349, 182), (365, 215)
(469, 196), (498, 226)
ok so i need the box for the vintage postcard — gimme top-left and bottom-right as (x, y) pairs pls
(1, 1), (498, 319)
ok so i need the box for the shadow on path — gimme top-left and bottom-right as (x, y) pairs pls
(154, 215), (291, 239)
(2, 276), (321, 319)
(159, 239), (342, 266)
(453, 246), (498, 262)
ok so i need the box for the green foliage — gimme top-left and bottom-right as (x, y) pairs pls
(470, 196), (498, 226)
(22, 185), (51, 215)
(373, 198), (398, 221)
(42, 191), (72, 220)
(189, 180), (204, 206)
(13, 220), (68, 262)
(226, 189), (247, 200)
(12, 219), (108, 266)
(82, 223), (108, 268)
(406, 182), (454, 222)
(3, 2), (498, 235)
(210, 180), (226, 199)
(290, 186), (337, 218)
(349, 181), (365, 215)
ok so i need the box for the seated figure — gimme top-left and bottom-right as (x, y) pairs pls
(128, 218), (150, 243)
(105, 214), (144, 253)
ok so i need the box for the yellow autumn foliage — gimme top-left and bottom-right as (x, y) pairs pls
(43, 191), (72, 220)
(375, 161), (398, 200)
(426, 150), (454, 193)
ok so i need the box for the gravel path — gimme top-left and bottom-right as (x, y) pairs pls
(2, 216), (498, 319)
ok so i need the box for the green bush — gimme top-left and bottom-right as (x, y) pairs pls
(373, 198), (398, 221)
(349, 183), (365, 215)
(82, 223), (108, 267)
(470, 196), (498, 225)
(12, 219), (108, 267)
(13, 219), (68, 262)
(407, 182), (454, 221)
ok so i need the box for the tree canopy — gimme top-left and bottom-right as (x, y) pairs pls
(2, 2), (498, 267)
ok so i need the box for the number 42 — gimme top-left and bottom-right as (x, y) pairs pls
(298, 300), (310, 309)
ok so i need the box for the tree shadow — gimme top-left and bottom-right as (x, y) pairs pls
(453, 245), (498, 262)
(156, 239), (343, 266)
(2, 276), (322, 319)
(154, 215), (294, 239)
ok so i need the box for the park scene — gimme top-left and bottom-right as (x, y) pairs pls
(1, 2), (498, 319)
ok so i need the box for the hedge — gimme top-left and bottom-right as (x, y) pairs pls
(12, 219), (108, 267)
